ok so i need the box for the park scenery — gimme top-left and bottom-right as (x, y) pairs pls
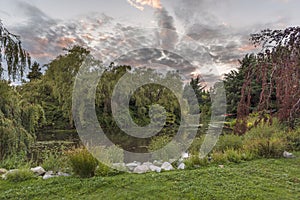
(0, 0), (299, 199)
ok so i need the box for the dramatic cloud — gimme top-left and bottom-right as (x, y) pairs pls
(127, 0), (162, 11)
(8, 0), (291, 85)
(155, 8), (178, 49)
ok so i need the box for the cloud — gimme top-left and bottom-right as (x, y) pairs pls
(10, 0), (288, 85)
(127, 0), (162, 11)
(155, 8), (178, 49)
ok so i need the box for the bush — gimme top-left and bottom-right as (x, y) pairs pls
(42, 152), (70, 173)
(243, 122), (288, 158)
(211, 151), (228, 164)
(240, 149), (256, 161)
(0, 152), (30, 170)
(184, 155), (209, 169)
(148, 135), (182, 161)
(90, 145), (124, 164)
(94, 162), (122, 177)
(188, 136), (204, 155)
(214, 134), (243, 152)
(68, 148), (98, 178)
(5, 169), (36, 182)
(224, 149), (242, 163)
(284, 128), (300, 151)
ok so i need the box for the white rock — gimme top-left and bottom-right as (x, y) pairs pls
(43, 174), (57, 180)
(149, 165), (161, 173)
(133, 164), (149, 174)
(283, 151), (295, 158)
(177, 163), (185, 170)
(161, 162), (174, 171)
(153, 160), (163, 167)
(31, 166), (46, 176)
(2, 169), (18, 180)
(126, 163), (139, 171)
(181, 152), (189, 159)
(112, 163), (126, 171)
(0, 168), (7, 175)
(142, 162), (153, 167)
(44, 171), (54, 176)
(57, 172), (70, 177)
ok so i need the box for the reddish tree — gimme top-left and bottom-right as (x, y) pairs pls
(235, 27), (300, 134)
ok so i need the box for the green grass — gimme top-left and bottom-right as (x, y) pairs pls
(0, 153), (299, 200)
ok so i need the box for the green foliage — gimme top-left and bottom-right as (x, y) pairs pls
(41, 151), (70, 173)
(44, 46), (90, 127)
(214, 134), (243, 152)
(27, 61), (42, 81)
(240, 149), (256, 161)
(243, 121), (288, 158)
(224, 149), (242, 163)
(0, 21), (30, 80)
(68, 148), (98, 178)
(211, 151), (228, 164)
(90, 145), (124, 164)
(285, 127), (300, 151)
(184, 155), (209, 169)
(5, 169), (36, 182)
(0, 80), (44, 159)
(94, 162), (123, 177)
(148, 135), (182, 161)
(188, 136), (204, 155)
(0, 152), (30, 170)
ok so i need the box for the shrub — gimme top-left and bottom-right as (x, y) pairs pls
(0, 152), (30, 170)
(211, 151), (228, 164)
(284, 128), (300, 151)
(5, 169), (36, 182)
(188, 136), (204, 155)
(148, 135), (182, 161)
(240, 149), (256, 161)
(243, 124), (288, 158)
(224, 149), (242, 163)
(42, 152), (70, 173)
(90, 145), (124, 164)
(94, 162), (122, 177)
(68, 148), (98, 178)
(214, 134), (243, 152)
(184, 155), (209, 169)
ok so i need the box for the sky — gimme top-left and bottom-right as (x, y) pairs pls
(1, 0), (300, 82)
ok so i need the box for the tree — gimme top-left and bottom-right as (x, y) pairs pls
(223, 54), (262, 116)
(0, 20), (30, 80)
(235, 27), (300, 134)
(43, 46), (90, 128)
(27, 61), (42, 81)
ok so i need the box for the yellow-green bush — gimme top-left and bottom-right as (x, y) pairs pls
(94, 162), (123, 177)
(184, 155), (209, 169)
(214, 134), (243, 152)
(68, 148), (98, 178)
(188, 136), (204, 155)
(224, 149), (242, 163)
(5, 169), (36, 182)
(211, 151), (228, 164)
(243, 121), (288, 158)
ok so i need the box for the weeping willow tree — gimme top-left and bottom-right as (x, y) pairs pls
(43, 46), (90, 128)
(0, 20), (31, 80)
(0, 21), (44, 159)
(0, 80), (45, 159)
(235, 27), (300, 134)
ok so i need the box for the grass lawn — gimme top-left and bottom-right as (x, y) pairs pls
(0, 153), (299, 200)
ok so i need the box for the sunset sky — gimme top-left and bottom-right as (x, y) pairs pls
(1, 0), (300, 80)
